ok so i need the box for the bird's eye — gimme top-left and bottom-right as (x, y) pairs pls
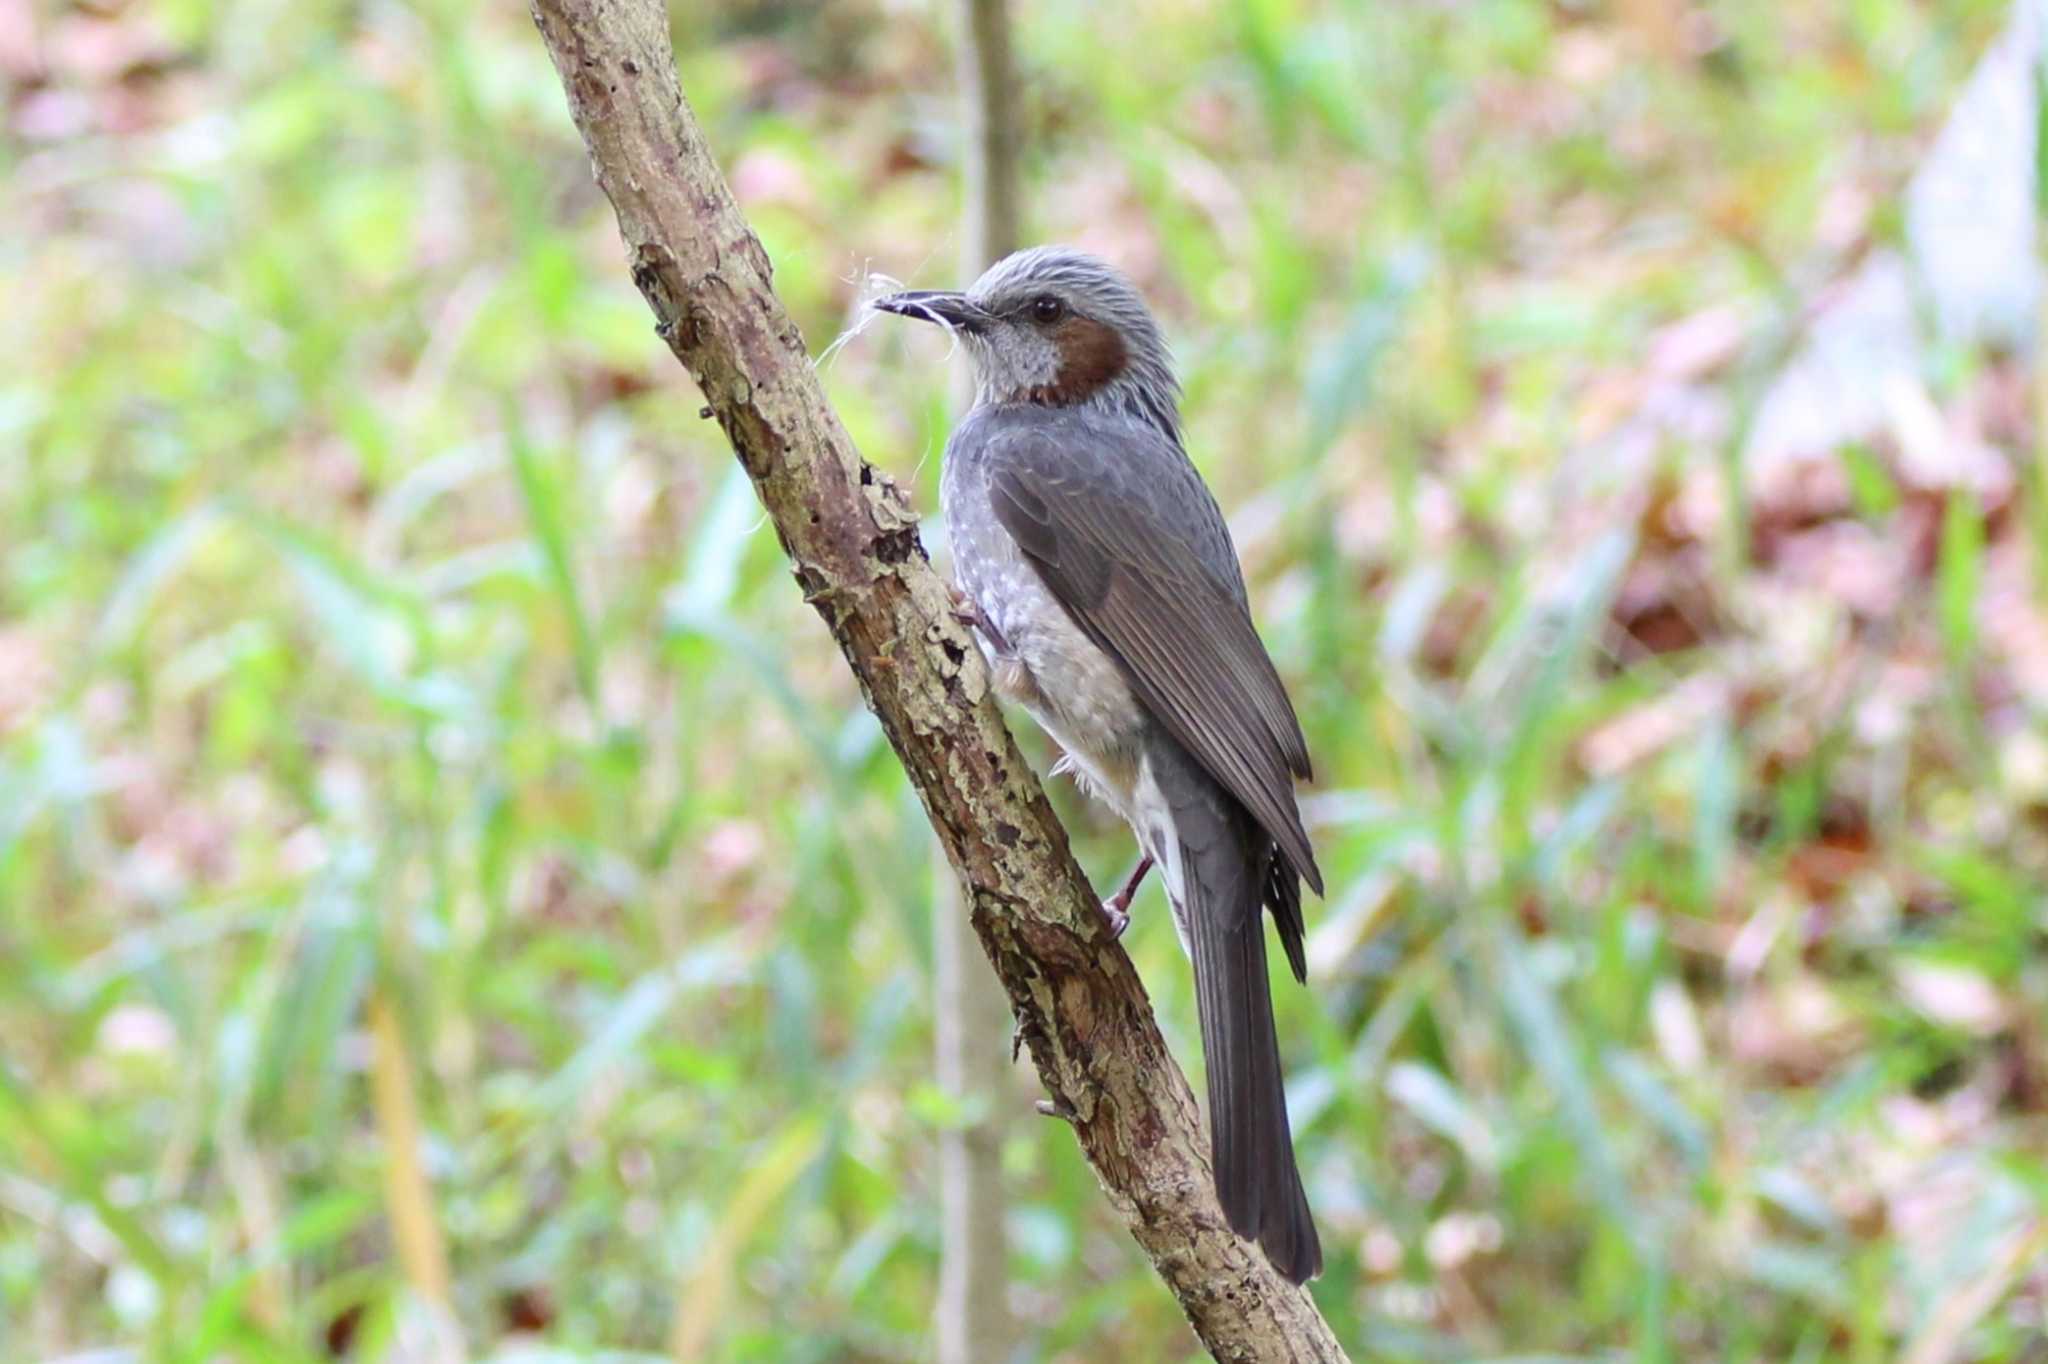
(1030, 295), (1064, 324)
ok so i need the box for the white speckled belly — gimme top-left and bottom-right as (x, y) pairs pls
(965, 533), (1144, 805)
(964, 549), (1191, 950)
(944, 461), (1146, 822)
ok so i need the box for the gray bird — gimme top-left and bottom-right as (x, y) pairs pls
(877, 246), (1324, 1283)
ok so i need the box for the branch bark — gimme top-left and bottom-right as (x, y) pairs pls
(528, 3), (1348, 1358)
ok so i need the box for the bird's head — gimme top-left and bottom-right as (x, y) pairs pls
(876, 246), (1181, 437)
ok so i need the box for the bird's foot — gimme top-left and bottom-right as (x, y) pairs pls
(1097, 899), (1130, 939)
(1094, 853), (1152, 939)
(947, 584), (1011, 654)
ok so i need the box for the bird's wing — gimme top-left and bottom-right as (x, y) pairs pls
(982, 413), (1322, 895)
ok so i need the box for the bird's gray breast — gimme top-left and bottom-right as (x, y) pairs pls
(942, 417), (1145, 805)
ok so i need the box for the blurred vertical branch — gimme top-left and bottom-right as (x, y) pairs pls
(365, 989), (460, 1346)
(956, 0), (1020, 288)
(933, 868), (1013, 1364)
(526, 0), (1349, 1356)
(934, 0), (1020, 1360)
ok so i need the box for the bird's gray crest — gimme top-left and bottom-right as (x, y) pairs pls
(968, 245), (1165, 354)
(970, 246), (1182, 437)
(877, 246), (1184, 439)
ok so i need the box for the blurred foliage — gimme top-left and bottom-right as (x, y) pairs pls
(4, 0), (2048, 1359)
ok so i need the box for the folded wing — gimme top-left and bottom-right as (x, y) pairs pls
(981, 414), (1322, 902)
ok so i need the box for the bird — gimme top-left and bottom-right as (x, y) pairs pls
(876, 246), (1324, 1284)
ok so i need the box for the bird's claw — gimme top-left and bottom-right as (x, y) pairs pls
(1035, 1095), (1078, 1123)
(1093, 853), (1150, 940)
(947, 585), (1011, 654)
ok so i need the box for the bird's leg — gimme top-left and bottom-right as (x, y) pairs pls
(947, 583), (1011, 654)
(1097, 853), (1153, 939)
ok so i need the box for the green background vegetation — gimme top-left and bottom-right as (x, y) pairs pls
(5, 0), (2046, 1358)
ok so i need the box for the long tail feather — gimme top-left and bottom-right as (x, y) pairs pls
(1158, 743), (1321, 1283)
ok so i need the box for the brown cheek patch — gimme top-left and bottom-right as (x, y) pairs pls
(1037, 316), (1128, 403)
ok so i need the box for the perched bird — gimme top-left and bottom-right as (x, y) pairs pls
(877, 247), (1324, 1283)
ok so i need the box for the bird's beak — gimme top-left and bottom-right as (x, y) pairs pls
(873, 290), (988, 333)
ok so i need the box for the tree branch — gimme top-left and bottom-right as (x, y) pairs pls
(528, 3), (1347, 1357)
